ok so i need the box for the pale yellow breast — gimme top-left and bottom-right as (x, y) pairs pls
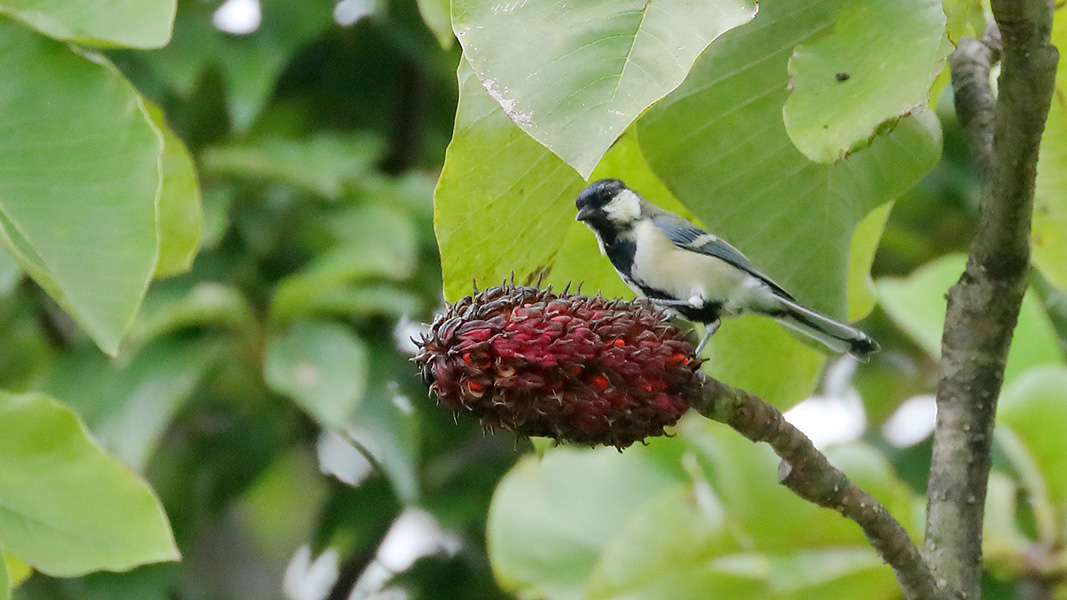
(630, 220), (748, 303)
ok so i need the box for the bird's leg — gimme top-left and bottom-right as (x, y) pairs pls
(694, 320), (720, 356)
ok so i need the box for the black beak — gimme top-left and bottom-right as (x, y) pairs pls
(576, 207), (595, 222)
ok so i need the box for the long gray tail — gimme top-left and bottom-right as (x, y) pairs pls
(768, 297), (880, 361)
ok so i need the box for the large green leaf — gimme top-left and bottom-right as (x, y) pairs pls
(0, 557), (7, 600)
(435, 63), (658, 303)
(1032, 9), (1067, 292)
(488, 443), (688, 600)
(877, 254), (1065, 385)
(998, 367), (1067, 532)
(0, 23), (161, 355)
(0, 391), (178, 576)
(0, 0), (175, 48)
(782, 0), (947, 162)
(436, 64), (824, 407)
(452, 0), (757, 177)
(488, 421), (910, 600)
(264, 320), (370, 431)
(583, 484), (766, 600)
(43, 337), (222, 472)
(637, 0), (943, 320)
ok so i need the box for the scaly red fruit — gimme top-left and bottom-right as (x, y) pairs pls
(413, 284), (702, 448)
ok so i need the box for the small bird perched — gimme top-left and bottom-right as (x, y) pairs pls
(574, 179), (879, 360)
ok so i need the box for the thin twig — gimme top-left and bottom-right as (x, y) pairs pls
(693, 375), (942, 600)
(927, 2), (1058, 599)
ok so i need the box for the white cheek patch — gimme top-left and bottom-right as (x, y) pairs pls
(604, 189), (641, 222)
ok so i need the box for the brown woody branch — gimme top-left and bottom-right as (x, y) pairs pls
(927, 2), (1058, 599)
(694, 375), (942, 600)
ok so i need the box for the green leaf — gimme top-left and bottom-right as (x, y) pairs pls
(765, 550), (895, 600)
(998, 366), (1067, 534)
(0, 0), (175, 48)
(235, 448), (328, 561)
(0, 556), (7, 600)
(200, 133), (383, 200)
(488, 421), (910, 600)
(942, 0), (984, 43)
(417, 0), (453, 48)
(452, 0), (757, 177)
(145, 104), (201, 278)
(877, 254), (1065, 385)
(982, 471), (1030, 578)
(782, 0), (948, 162)
(637, 0), (943, 319)
(847, 202), (892, 321)
(487, 443), (687, 599)
(436, 64), (689, 302)
(682, 418), (916, 551)
(584, 485), (767, 600)
(43, 337), (222, 472)
(0, 391), (178, 576)
(271, 204), (418, 322)
(124, 282), (256, 351)
(2, 553), (30, 589)
(1032, 11), (1067, 292)
(264, 321), (370, 430)
(218, 0), (336, 132)
(435, 65), (824, 406)
(0, 23), (162, 355)
(345, 366), (420, 504)
(0, 246), (18, 296)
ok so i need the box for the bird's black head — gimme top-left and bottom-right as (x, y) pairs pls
(575, 179), (637, 230)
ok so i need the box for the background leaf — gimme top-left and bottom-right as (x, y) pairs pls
(783, 0), (948, 162)
(452, 0), (757, 176)
(877, 254), (1065, 385)
(0, 0), (175, 48)
(265, 320), (370, 430)
(638, 0), (943, 319)
(998, 367), (1067, 531)
(487, 443), (687, 599)
(488, 421), (911, 600)
(43, 337), (222, 472)
(1032, 9), (1067, 293)
(0, 391), (178, 576)
(0, 247), (18, 296)
(417, 0), (453, 48)
(146, 105), (202, 278)
(0, 23), (161, 355)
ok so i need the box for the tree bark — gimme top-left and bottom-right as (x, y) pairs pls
(925, 2), (1058, 599)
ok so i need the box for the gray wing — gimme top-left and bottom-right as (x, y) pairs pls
(650, 213), (795, 301)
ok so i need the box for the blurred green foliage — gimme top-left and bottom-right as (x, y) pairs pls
(1, 0), (1067, 599)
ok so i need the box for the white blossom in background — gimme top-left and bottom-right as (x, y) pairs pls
(284, 546), (340, 600)
(882, 394), (937, 448)
(393, 315), (426, 356)
(317, 431), (374, 486)
(784, 357), (867, 449)
(334, 0), (376, 25)
(347, 509), (462, 600)
(213, 0), (261, 34)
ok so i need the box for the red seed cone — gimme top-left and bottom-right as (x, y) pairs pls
(414, 283), (703, 448)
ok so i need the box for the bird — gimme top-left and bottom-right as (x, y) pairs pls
(574, 178), (879, 360)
